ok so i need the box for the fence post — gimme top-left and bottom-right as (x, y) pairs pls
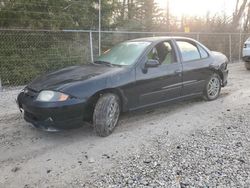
(196, 33), (200, 41)
(229, 34), (232, 63)
(98, 0), (101, 56)
(89, 31), (94, 62)
(0, 78), (2, 92)
(239, 32), (242, 62)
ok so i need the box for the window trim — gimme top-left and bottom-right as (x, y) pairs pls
(197, 44), (210, 60)
(176, 39), (210, 63)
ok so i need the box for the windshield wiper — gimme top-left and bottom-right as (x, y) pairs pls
(94, 61), (123, 67)
(94, 60), (114, 67)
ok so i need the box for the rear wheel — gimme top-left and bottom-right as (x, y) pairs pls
(245, 62), (250, 70)
(203, 73), (221, 101)
(93, 93), (120, 137)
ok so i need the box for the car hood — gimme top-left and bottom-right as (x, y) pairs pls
(27, 64), (120, 92)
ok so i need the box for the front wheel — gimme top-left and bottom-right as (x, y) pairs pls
(93, 93), (120, 137)
(203, 73), (221, 101)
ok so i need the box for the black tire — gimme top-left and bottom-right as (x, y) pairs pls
(245, 62), (250, 70)
(203, 73), (221, 101)
(93, 93), (120, 137)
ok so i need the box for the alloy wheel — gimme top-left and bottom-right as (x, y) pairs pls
(207, 77), (220, 99)
(106, 98), (120, 131)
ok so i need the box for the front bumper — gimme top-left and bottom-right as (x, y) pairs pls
(245, 61), (250, 69)
(221, 69), (229, 87)
(17, 91), (89, 131)
(242, 48), (250, 59)
(242, 56), (250, 62)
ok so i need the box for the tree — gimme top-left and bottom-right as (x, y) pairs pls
(0, 0), (115, 30)
(232, 0), (248, 30)
(244, 3), (250, 31)
(114, 0), (163, 31)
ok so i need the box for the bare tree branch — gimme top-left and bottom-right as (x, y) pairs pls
(233, 0), (248, 29)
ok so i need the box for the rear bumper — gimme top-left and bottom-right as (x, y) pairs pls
(17, 92), (89, 131)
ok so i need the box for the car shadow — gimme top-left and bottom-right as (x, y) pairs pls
(18, 91), (231, 144)
(0, 94), (229, 163)
(33, 97), (205, 140)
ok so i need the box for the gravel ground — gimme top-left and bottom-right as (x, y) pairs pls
(0, 62), (250, 188)
(85, 107), (250, 188)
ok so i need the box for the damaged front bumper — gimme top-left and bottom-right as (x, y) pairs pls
(17, 91), (88, 131)
(221, 69), (229, 87)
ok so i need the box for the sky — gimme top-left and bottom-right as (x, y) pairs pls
(155, 0), (236, 18)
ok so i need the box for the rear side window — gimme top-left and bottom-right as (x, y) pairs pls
(177, 41), (201, 62)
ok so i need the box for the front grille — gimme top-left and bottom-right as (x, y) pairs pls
(24, 111), (38, 121)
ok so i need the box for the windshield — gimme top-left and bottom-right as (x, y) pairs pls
(96, 41), (151, 66)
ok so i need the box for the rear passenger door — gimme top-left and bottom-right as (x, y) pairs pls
(175, 40), (212, 96)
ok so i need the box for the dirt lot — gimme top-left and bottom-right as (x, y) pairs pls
(0, 62), (250, 188)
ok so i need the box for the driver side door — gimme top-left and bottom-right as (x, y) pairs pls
(134, 40), (183, 108)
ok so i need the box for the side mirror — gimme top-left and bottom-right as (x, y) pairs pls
(145, 59), (160, 68)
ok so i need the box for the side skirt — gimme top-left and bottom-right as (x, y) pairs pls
(128, 92), (203, 112)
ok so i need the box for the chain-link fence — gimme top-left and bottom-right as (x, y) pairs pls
(0, 29), (249, 87)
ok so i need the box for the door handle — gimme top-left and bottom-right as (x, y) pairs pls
(174, 70), (182, 77)
(174, 70), (182, 74)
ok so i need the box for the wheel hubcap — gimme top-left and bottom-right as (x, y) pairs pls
(107, 98), (120, 130)
(207, 77), (220, 98)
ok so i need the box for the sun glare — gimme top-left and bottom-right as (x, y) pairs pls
(156, 0), (235, 17)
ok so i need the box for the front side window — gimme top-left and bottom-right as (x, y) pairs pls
(177, 41), (201, 62)
(147, 41), (176, 65)
(96, 41), (151, 66)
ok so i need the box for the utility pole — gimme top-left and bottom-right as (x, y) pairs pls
(99, 0), (101, 56)
(167, 0), (170, 31)
(0, 78), (2, 92)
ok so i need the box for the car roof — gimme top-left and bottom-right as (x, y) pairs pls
(129, 36), (196, 43)
(128, 36), (211, 54)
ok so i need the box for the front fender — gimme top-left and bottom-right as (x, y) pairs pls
(210, 53), (229, 87)
(60, 77), (108, 100)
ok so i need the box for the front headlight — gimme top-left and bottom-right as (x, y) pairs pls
(36, 90), (69, 102)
